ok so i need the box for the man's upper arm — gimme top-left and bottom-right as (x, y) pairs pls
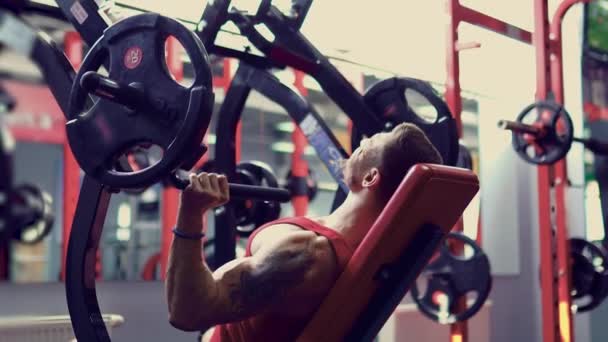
(206, 225), (336, 324)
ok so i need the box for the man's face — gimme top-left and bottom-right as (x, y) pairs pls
(342, 130), (397, 190)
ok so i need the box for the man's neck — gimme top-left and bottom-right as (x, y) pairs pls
(320, 193), (382, 249)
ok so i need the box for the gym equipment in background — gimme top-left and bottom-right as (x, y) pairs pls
(0, 9), (78, 116)
(114, 146), (158, 195)
(197, 0), (457, 269)
(285, 168), (318, 202)
(203, 160), (283, 237)
(8, 184), (54, 244)
(0, 85), (54, 246)
(411, 232), (492, 324)
(197, 0), (459, 167)
(67, 14), (214, 190)
(52, 0), (458, 271)
(206, 61), (352, 268)
(233, 161), (282, 237)
(0, 87), (15, 247)
(63, 13), (290, 341)
(569, 237), (608, 313)
(498, 101), (608, 165)
(198, 0), (349, 268)
(351, 77), (457, 157)
(0, 23), (60, 283)
(5, 6), (289, 339)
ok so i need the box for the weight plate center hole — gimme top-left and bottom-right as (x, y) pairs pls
(163, 36), (194, 88)
(113, 143), (164, 174)
(405, 88), (438, 124)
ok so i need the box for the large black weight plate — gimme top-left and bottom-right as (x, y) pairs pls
(233, 166), (261, 227)
(411, 232), (492, 324)
(352, 77), (459, 166)
(114, 145), (160, 195)
(285, 168), (318, 201)
(570, 238), (608, 313)
(512, 101), (574, 165)
(10, 184), (54, 244)
(67, 13), (214, 190)
(195, 160), (281, 237)
(234, 161), (281, 237)
(195, 159), (256, 227)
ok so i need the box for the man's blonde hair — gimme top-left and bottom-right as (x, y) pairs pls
(376, 123), (443, 201)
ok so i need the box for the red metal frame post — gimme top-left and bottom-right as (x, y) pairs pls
(291, 70), (310, 216)
(445, 2), (468, 340)
(446, 0), (464, 138)
(547, 1), (591, 340)
(445, 1), (537, 340)
(533, 0), (583, 340)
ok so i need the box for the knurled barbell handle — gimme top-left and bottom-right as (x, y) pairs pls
(169, 173), (291, 202)
(497, 120), (543, 136)
(574, 137), (608, 156)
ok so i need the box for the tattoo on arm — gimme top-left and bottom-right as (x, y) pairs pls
(227, 247), (315, 315)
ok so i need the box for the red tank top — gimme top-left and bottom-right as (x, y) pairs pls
(209, 217), (353, 342)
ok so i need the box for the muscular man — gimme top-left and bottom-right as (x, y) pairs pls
(166, 123), (443, 341)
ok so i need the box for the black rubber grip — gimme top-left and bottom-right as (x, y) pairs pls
(170, 173), (291, 202)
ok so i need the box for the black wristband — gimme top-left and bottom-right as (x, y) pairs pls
(172, 227), (205, 240)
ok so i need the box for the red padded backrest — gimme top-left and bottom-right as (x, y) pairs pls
(297, 164), (479, 341)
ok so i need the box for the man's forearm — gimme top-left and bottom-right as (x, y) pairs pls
(166, 206), (218, 330)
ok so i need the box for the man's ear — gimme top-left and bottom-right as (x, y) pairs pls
(362, 168), (380, 188)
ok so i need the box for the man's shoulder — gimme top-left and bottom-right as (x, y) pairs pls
(250, 222), (315, 255)
(250, 221), (335, 262)
(251, 222), (340, 310)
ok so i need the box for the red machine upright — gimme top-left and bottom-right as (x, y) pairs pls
(291, 70), (310, 216)
(446, 0), (589, 341)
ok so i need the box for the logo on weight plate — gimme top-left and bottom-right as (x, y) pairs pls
(124, 46), (143, 70)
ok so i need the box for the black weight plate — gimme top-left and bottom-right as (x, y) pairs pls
(233, 167), (261, 227)
(352, 77), (459, 166)
(570, 238), (608, 313)
(115, 146), (159, 195)
(238, 161), (280, 189)
(411, 232), (492, 324)
(234, 161), (282, 236)
(285, 168), (318, 201)
(10, 184), (54, 244)
(512, 101), (574, 165)
(67, 13), (214, 190)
